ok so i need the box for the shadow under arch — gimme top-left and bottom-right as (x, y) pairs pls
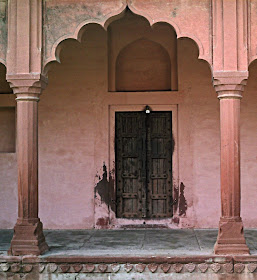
(246, 58), (257, 92)
(0, 63), (12, 94)
(248, 56), (257, 73)
(115, 38), (172, 92)
(43, 5), (211, 75)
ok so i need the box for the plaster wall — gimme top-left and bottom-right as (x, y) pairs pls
(0, 24), (256, 229)
(241, 62), (257, 226)
(0, 107), (15, 153)
(0, 94), (17, 228)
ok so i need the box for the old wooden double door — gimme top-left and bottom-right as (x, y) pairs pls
(115, 111), (173, 219)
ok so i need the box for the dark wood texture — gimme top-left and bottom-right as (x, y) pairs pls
(115, 111), (173, 219)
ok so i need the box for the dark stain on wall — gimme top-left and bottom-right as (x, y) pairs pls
(172, 216), (180, 224)
(171, 7), (177, 17)
(178, 182), (188, 216)
(96, 217), (109, 228)
(95, 164), (115, 213)
(173, 183), (179, 213)
(172, 133), (175, 156)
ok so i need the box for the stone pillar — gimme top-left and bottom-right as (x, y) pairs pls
(7, 75), (49, 256)
(213, 73), (249, 255)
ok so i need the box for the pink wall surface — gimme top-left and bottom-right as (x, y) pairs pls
(0, 22), (256, 229)
(241, 62), (257, 226)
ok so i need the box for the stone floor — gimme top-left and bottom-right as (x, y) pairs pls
(1, 228), (257, 256)
(1, 229), (257, 279)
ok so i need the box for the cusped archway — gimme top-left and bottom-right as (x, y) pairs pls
(43, 6), (210, 75)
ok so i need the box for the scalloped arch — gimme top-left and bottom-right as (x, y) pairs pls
(0, 58), (6, 67)
(43, 4), (210, 74)
(248, 55), (257, 68)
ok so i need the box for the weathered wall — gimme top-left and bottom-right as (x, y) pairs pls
(0, 0), (7, 66)
(0, 106), (15, 152)
(0, 94), (17, 228)
(0, 21), (256, 229)
(241, 61), (257, 225)
(43, 0), (211, 68)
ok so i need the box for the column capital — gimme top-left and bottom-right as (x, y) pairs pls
(212, 71), (248, 99)
(7, 74), (48, 101)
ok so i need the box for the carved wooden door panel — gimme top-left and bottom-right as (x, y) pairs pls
(115, 111), (173, 219)
(146, 112), (173, 218)
(115, 112), (146, 218)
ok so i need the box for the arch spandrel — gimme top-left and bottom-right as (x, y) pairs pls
(128, 0), (212, 65)
(0, 0), (7, 66)
(248, 0), (257, 66)
(43, 0), (212, 72)
(43, 0), (127, 69)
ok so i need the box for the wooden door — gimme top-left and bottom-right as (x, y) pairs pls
(115, 111), (173, 219)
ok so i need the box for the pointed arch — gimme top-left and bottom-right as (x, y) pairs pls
(43, 5), (211, 75)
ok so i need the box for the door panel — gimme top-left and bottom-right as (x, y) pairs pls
(147, 112), (173, 218)
(116, 112), (145, 218)
(115, 111), (173, 219)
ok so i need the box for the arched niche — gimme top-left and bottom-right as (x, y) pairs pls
(42, 0), (214, 78)
(43, 6), (211, 81)
(116, 39), (171, 92)
(107, 8), (178, 92)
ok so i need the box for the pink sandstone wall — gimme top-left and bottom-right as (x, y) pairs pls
(0, 23), (256, 229)
(0, 94), (17, 228)
(241, 61), (257, 226)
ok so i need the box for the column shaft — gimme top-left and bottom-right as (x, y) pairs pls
(17, 99), (38, 221)
(7, 77), (48, 256)
(214, 88), (249, 255)
(220, 98), (240, 218)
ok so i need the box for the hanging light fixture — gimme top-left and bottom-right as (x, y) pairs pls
(145, 105), (151, 114)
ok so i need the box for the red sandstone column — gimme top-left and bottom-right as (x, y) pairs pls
(214, 78), (249, 255)
(7, 75), (48, 256)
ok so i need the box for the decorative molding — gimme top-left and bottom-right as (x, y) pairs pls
(212, 71), (248, 99)
(1, 261), (257, 275)
(6, 74), (48, 98)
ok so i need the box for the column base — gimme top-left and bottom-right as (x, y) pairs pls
(8, 218), (49, 256)
(214, 218), (249, 255)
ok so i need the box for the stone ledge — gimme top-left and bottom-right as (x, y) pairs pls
(0, 255), (257, 276)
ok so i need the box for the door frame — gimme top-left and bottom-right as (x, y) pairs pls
(108, 104), (179, 227)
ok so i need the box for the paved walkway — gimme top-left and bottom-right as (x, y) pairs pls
(1, 229), (257, 257)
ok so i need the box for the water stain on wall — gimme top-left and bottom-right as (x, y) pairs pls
(96, 217), (109, 228)
(94, 164), (115, 213)
(173, 183), (179, 213)
(178, 182), (188, 216)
